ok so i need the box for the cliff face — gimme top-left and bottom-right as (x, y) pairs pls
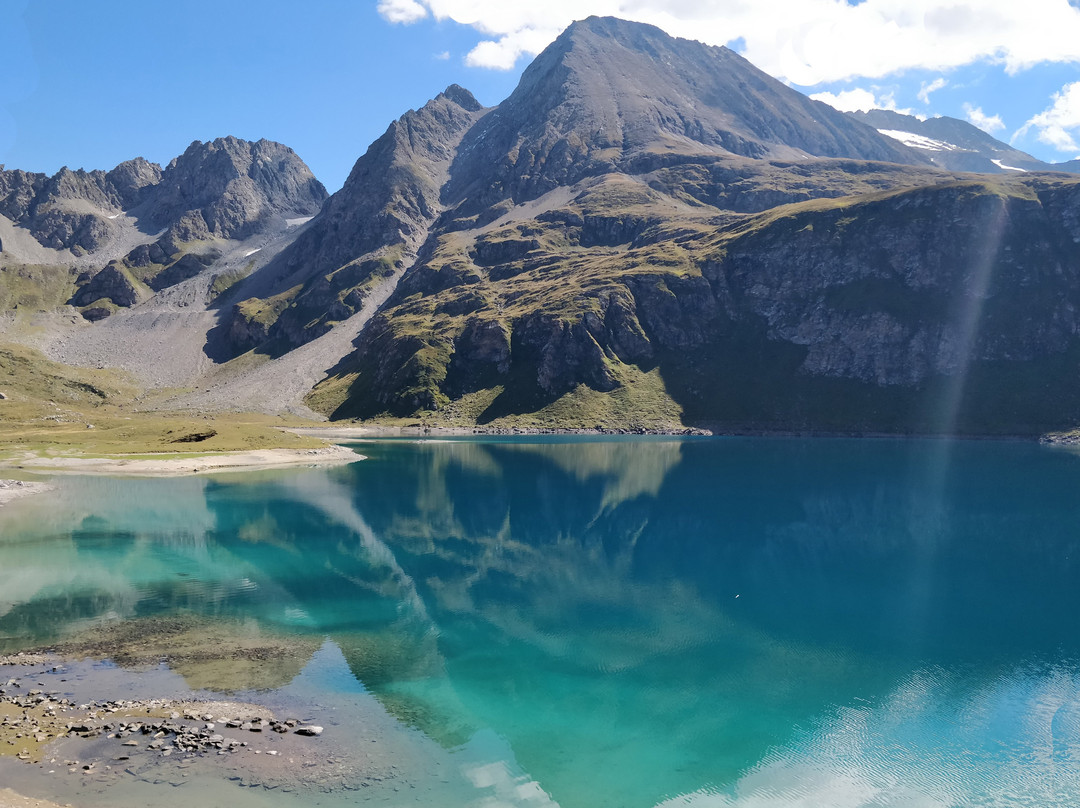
(703, 183), (1080, 385)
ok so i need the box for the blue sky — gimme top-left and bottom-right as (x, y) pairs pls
(3, 0), (1080, 192)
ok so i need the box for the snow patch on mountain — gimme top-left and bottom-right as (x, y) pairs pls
(991, 159), (1027, 172)
(877, 129), (961, 152)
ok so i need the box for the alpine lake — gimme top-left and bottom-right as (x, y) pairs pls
(1, 436), (1079, 807)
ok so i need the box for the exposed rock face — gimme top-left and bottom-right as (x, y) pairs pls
(147, 252), (219, 292)
(70, 263), (142, 309)
(0, 166), (122, 252)
(701, 183), (1080, 386)
(0, 168), (46, 222)
(106, 157), (164, 206)
(274, 86), (484, 280)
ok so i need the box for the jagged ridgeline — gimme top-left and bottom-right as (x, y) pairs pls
(4, 15), (1080, 434)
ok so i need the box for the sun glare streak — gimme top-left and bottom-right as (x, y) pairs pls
(902, 193), (1010, 659)
(929, 194), (1008, 440)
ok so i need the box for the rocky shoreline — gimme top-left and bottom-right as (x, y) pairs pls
(0, 650), (383, 808)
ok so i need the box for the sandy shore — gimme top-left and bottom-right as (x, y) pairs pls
(2, 444), (362, 477)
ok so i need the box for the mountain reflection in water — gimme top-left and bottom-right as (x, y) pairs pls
(2, 437), (1080, 807)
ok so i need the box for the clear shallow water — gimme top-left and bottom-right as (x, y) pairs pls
(2, 437), (1080, 806)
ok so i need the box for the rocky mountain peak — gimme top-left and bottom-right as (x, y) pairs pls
(0, 137), (325, 263)
(440, 84), (483, 112)
(105, 157), (164, 207)
(148, 136), (328, 247)
(445, 16), (926, 212)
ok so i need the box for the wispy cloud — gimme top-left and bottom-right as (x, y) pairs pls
(1014, 81), (1080, 152)
(375, 1), (1080, 82)
(963, 103), (1005, 134)
(377, 0), (428, 24)
(434, 50), (451, 60)
(918, 77), (948, 104)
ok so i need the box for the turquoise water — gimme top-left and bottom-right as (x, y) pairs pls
(3, 437), (1080, 806)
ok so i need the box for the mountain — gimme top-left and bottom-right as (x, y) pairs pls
(1, 138), (325, 257)
(222, 86), (487, 353)
(145, 136), (328, 251)
(444, 16), (927, 214)
(0, 159), (161, 254)
(5, 16), (1080, 436)
(0, 137), (326, 320)
(849, 109), (1080, 175)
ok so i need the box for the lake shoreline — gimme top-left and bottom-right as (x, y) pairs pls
(0, 444), (362, 483)
(0, 426), (1066, 508)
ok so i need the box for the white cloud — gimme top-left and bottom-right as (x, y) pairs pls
(377, 0), (429, 24)
(434, 50), (451, 60)
(1014, 81), (1080, 152)
(376, 1), (1080, 81)
(810, 87), (910, 114)
(962, 103), (1005, 134)
(917, 77), (947, 104)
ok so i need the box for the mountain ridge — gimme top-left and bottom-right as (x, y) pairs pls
(849, 109), (1080, 175)
(4, 16), (1080, 436)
